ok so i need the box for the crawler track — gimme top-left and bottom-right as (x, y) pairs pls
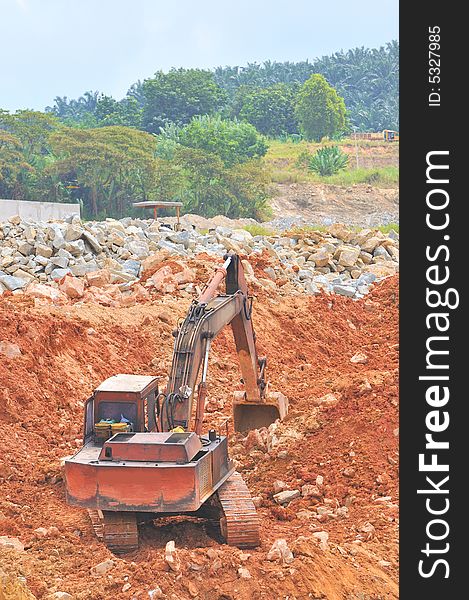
(87, 509), (104, 540)
(88, 510), (138, 554)
(217, 472), (260, 548)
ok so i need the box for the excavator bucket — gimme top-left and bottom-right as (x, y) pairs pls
(232, 391), (288, 433)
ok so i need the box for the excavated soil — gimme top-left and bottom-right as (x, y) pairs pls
(270, 183), (399, 226)
(0, 270), (398, 600)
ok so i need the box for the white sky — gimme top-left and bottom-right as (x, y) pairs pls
(0, 0), (398, 111)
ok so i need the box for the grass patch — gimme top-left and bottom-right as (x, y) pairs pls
(377, 223), (399, 234)
(269, 169), (307, 184)
(282, 223), (399, 237)
(283, 224), (328, 236)
(243, 224), (275, 237)
(315, 166), (399, 187)
(265, 139), (399, 188)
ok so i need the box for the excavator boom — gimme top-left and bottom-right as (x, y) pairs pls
(161, 254), (287, 433)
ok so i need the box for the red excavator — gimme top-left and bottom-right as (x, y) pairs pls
(64, 254), (288, 553)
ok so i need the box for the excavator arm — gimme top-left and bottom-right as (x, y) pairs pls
(159, 254), (287, 433)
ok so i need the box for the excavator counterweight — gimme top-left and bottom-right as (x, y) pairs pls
(64, 254), (288, 553)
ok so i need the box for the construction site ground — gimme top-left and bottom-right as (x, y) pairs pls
(0, 255), (399, 600)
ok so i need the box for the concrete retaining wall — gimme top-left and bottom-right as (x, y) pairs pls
(0, 199), (80, 222)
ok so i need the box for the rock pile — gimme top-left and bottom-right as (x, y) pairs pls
(0, 214), (398, 299)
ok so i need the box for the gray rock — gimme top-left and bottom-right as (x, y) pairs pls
(65, 240), (85, 256)
(122, 259), (141, 277)
(157, 239), (186, 254)
(17, 242), (34, 256)
(64, 224), (83, 242)
(313, 275), (330, 286)
(167, 230), (197, 249)
(70, 263), (97, 277)
(357, 272), (377, 285)
(34, 255), (50, 267)
(57, 248), (73, 259)
(373, 246), (391, 259)
(215, 226), (232, 237)
(109, 269), (136, 284)
(82, 231), (102, 253)
(0, 275), (28, 291)
(50, 268), (72, 280)
(303, 281), (320, 295)
(51, 256), (69, 269)
(126, 240), (150, 258)
(231, 229), (253, 244)
(298, 269), (313, 280)
(52, 233), (67, 251)
(333, 285), (356, 298)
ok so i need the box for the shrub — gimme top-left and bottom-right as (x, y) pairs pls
(172, 147), (269, 219)
(308, 145), (349, 176)
(176, 115), (268, 167)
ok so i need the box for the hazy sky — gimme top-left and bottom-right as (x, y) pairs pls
(0, 0), (398, 111)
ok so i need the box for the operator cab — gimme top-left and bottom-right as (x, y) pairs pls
(83, 374), (159, 444)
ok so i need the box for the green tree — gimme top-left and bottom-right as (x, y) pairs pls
(294, 74), (347, 141)
(0, 110), (62, 201)
(141, 68), (227, 133)
(233, 83), (298, 136)
(0, 130), (33, 198)
(45, 91), (99, 127)
(48, 126), (159, 218)
(0, 110), (59, 159)
(214, 42), (399, 132)
(95, 95), (142, 128)
(167, 115), (267, 167)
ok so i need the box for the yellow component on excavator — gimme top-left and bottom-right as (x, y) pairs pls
(171, 426), (186, 433)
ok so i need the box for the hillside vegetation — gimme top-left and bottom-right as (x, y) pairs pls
(45, 42), (398, 134)
(1, 42), (398, 221)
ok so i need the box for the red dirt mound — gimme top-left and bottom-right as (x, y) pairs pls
(0, 276), (398, 600)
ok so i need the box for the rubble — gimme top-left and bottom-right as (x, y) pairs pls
(0, 536), (24, 551)
(312, 531), (329, 551)
(0, 340), (22, 358)
(350, 352), (369, 364)
(273, 490), (301, 505)
(1, 215), (398, 299)
(238, 567), (252, 579)
(266, 539), (295, 564)
(91, 559), (114, 576)
(164, 540), (181, 572)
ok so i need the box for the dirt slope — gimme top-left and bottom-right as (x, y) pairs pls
(0, 276), (398, 600)
(270, 183), (399, 226)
